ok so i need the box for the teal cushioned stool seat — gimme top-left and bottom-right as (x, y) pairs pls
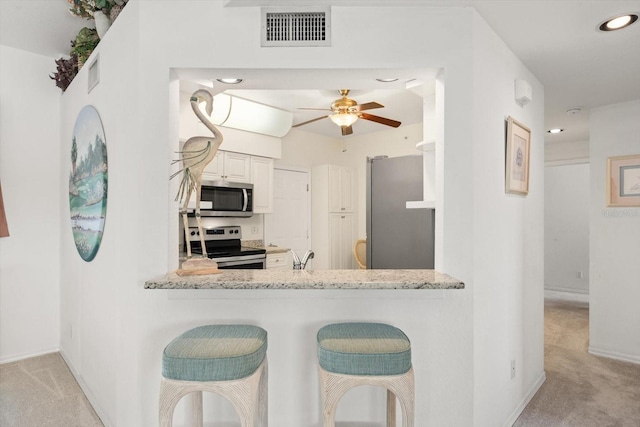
(162, 324), (267, 382)
(317, 322), (411, 376)
(317, 322), (415, 427)
(159, 324), (268, 427)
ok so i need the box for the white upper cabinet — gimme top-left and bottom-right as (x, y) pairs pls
(203, 151), (251, 183)
(328, 165), (355, 213)
(251, 156), (274, 214)
(222, 152), (252, 183)
(202, 151), (223, 180)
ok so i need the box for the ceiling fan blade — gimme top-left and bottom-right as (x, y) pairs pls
(341, 125), (353, 136)
(292, 115), (329, 127)
(356, 102), (384, 111)
(297, 107), (332, 111)
(359, 112), (401, 128)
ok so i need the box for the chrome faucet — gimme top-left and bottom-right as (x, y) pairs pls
(291, 250), (301, 269)
(292, 249), (314, 270)
(301, 250), (314, 269)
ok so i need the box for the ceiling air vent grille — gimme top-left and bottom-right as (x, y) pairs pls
(262, 7), (331, 47)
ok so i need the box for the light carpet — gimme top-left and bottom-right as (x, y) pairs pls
(0, 352), (103, 427)
(515, 299), (640, 426)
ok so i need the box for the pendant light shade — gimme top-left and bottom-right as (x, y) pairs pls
(329, 112), (358, 127)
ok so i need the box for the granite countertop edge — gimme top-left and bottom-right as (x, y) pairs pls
(265, 247), (290, 254)
(145, 270), (464, 290)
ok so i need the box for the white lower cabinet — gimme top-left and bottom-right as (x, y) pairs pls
(329, 213), (356, 270)
(266, 252), (290, 270)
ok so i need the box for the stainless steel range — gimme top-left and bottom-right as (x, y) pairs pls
(186, 226), (266, 269)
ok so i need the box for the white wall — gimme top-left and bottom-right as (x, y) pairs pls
(55, 2), (545, 426)
(589, 99), (640, 364)
(58, 6), (142, 425)
(545, 163), (590, 294)
(545, 139), (589, 164)
(0, 46), (61, 362)
(470, 13), (545, 427)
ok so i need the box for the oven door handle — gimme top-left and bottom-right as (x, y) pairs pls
(242, 189), (248, 212)
(216, 258), (266, 268)
(212, 254), (266, 263)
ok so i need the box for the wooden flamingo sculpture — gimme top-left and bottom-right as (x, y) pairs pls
(171, 89), (223, 261)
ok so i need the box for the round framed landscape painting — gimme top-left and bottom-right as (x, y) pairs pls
(69, 105), (108, 262)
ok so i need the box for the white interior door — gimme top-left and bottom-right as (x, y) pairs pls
(264, 168), (311, 268)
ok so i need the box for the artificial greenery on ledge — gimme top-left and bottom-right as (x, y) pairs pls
(50, 0), (128, 92)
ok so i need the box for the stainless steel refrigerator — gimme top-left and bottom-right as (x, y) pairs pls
(366, 155), (435, 269)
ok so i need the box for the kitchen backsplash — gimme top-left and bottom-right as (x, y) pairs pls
(178, 214), (264, 246)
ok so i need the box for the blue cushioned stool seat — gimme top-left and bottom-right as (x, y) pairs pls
(317, 322), (411, 376)
(162, 324), (267, 382)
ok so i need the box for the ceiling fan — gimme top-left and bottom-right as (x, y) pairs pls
(292, 89), (402, 136)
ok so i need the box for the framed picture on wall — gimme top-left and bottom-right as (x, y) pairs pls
(0, 182), (9, 238)
(607, 154), (640, 207)
(505, 116), (531, 195)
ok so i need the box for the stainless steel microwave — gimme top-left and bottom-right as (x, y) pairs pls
(188, 180), (253, 217)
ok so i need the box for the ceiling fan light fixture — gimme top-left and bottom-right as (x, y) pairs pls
(598, 14), (638, 31)
(330, 112), (358, 127)
(216, 78), (243, 84)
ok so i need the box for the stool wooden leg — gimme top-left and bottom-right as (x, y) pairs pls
(394, 368), (415, 427)
(192, 391), (203, 427)
(214, 358), (266, 427)
(258, 359), (268, 426)
(319, 367), (349, 427)
(159, 378), (188, 427)
(387, 389), (396, 427)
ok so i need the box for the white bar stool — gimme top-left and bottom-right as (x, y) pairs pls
(317, 322), (415, 427)
(159, 324), (268, 427)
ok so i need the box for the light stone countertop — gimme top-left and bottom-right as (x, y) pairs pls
(243, 240), (290, 254)
(144, 269), (464, 290)
(264, 246), (290, 255)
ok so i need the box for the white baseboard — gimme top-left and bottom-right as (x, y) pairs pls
(503, 371), (546, 427)
(588, 346), (640, 365)
(0, 347), (59, 364)
(544, 289), (589, 303)
(59, 349), (114, 427)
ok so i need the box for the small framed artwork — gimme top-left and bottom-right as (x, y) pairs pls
(505, 116), (531, 195)
(607, 154), (640, 207)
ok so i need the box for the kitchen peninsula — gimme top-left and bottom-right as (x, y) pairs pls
(145, 268), (465, 425)
(145, 269), (464, 290)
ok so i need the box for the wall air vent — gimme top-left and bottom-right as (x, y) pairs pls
(261, 7), (331, 47)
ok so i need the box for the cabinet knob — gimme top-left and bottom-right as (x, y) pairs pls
(341, 207), (345, 210)
(341, 216), (345, 218)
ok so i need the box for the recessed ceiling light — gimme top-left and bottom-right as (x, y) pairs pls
(566, 108), (582, 116)
(548, 128), (564, 134)
(376, 78), (398, 83)
(598, 14), (638, 31)
(216, 78), (243, 84)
